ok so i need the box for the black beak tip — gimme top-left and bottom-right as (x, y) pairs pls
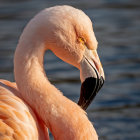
(78, 76), (104, 110)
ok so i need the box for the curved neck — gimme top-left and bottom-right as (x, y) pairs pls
(14, 41), (61, 138)
(14, 27), (97, 140)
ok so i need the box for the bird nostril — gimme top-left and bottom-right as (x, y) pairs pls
(92, 59), (100, 75)
(92, 59), (100, 74)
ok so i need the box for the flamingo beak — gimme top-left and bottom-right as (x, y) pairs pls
(78, 48), (105, 110)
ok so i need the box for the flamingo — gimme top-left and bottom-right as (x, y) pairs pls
(0, 5), (105, 140)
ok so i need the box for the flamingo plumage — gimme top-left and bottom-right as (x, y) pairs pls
(0, 5), (105, 140)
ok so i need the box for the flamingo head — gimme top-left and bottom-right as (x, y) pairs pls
(35, 5), (105, 110)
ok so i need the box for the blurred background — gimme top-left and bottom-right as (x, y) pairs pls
(0, 0), (140, 139)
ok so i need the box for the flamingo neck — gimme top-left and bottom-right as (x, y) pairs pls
(14, 41), (58, 136)
(14, 40), (85, 139)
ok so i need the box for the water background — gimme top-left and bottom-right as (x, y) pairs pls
(0, 0), (140, 139)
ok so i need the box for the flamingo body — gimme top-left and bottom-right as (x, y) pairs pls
(0, 80), (49, 140)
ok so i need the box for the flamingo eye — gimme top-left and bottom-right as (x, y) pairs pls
(78, 37), (86, 45)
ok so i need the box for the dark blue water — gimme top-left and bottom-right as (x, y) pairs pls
(0, 0), (140, 139)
